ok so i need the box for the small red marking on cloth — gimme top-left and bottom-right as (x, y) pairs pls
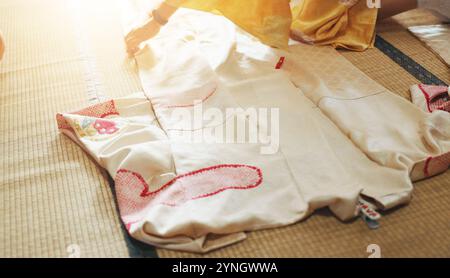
(275, 57), (285, 69)
(165, 87), (217, 109)
(423, 156), (433, 177)
(418, 84), (432, 113)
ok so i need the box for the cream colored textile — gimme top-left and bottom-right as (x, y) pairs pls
(408, 24), (450, 67)
(283, 44), (450, 185)
(57, 7), (449, 253)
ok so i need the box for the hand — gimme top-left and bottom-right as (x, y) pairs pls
(125, 18), (161, 56)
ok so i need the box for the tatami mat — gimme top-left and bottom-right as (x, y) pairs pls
(0, 0), (140, 257)
(0, 1), (448, 257)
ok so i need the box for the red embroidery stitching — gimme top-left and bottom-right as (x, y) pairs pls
(275, 57), (285, 69)
(56, 100), (119, 131)
(114, 164), (263, 227)
(423, 157), (432, 177)
(418, 84), (433, 113)
(164, 87), (218, 109)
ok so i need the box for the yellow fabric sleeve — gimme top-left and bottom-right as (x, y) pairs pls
(165, 0), (292, 49)
(291, 0), (378, 51)
(165, 0), (378, 51)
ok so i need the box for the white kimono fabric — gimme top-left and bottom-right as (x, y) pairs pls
(56, 9), (450, 253)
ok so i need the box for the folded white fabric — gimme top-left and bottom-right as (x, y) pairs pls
(56, 7), (450, 253)
(283, 44), (450, 183)
(408, 24), (450, 67)
(408, 84), (450, 180)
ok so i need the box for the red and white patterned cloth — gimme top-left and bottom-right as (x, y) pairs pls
(410, 84), (450, 113)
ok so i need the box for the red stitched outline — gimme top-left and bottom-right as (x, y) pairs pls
(423, 152), (450, 177)
(116, 164), (263, 199)
(418, 84), (432, 113)
(275, 57), (285, 69)
(117, 164), (263, 230)
(164, 87), (218, 109)
(423, 156), (433, 177)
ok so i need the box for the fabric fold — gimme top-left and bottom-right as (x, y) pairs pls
(56, 5), (449, 253)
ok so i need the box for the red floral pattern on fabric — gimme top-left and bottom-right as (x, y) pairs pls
(418, 84), (449, 113)
(114, 164), (263, 227)
(93, 119), (119, 135)
(56, 100), (119, 131)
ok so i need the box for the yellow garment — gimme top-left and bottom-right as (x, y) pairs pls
(166, 0), (378, 51)
(166, 0), (292, 49)
(291, 0), (378, 51)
